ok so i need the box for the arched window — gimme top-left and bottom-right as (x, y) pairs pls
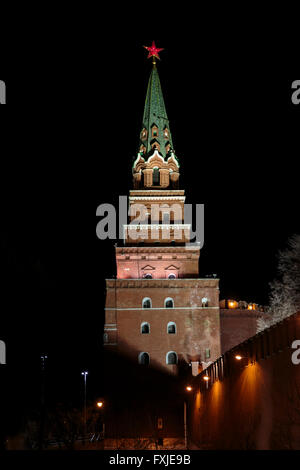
(139, 352), (150, 366)
(141, 128), (147, 141)
(141, 322), (150, 335)
(152, 125), (158, 137)
(166, 351), (178, 365)
(143, 298), (152, 309)
(205, 348), (211, 359)
(103, 333), (109, 344)
(167, 322), (177, 335)
(165, 298), (174, 309)
(153, 168), (160, 185)
(202, 297), (209, 308)
(168, 273), (176, 279)
(143, 273), (153, 279)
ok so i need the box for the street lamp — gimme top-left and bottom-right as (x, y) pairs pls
(39, 353), (48, 450)
(234, 354), (249, 365)
(81, 371), (88, 435)
(96, 400), (105, 438)
(41, 353), (48, 371)
(184, 385), (193, 450)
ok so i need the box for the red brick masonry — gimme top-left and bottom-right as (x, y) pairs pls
(220, 308), (265, 354)
(189, 311), (300, 449)
(104, 278), (221, 373)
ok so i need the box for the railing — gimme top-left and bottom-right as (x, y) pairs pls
(46, 432), (105, 448)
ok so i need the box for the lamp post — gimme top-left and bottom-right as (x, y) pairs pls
(39, 353), (48, 450)
(96, 401), (105, 438)
(184, 386), (193, 450)
(81, 371), (88, 435)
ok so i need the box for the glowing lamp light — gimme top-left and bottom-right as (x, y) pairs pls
(235, 355), (243, 361)
(186, 386), (193, 392)
(203, 376), (210, 382)
(248, 305), (253, 310)
(228, 300), (237, 309)
(97, 402), (103, 408)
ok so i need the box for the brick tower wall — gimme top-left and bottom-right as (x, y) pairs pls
(104, 279), (221, 374)
(220, 308), (270, 354)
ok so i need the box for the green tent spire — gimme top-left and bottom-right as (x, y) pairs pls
(139, 65), (175, 160)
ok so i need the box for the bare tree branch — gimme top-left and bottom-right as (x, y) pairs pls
(257, 234), (300, 333)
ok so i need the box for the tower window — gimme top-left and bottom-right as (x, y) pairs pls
(141, 322), (150, 335)
(205, 348), (211, 359)
(153, 168), (160, 185)
(202, 298), (209, 308)
(141, 128), (147, 141)
(165, 298), (174, 309)
(152, 125), (158, 137)
(162, 212), (170, 224)
(103, 333), (109, 344)
(166, 351), (178, 365)
(168, 273), (176, 279)
(151, 141), (161, 152)
(139, 352), (150, 366)
(143, 298), (152, 309)
(143, 273), (153, 279)
(167, 322), (177, 335)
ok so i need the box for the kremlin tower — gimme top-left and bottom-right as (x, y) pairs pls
(103, 42), (221, 375)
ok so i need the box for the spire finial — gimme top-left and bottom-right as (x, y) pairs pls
(144, 41), (164, 66)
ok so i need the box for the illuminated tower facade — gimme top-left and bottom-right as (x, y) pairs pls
(104, 43), (221, 375)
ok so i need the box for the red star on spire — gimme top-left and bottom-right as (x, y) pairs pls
(144, 41), (164, 61)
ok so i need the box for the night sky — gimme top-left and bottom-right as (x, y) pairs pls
(0, 39), (299, 436)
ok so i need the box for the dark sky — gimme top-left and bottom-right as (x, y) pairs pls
(0, 38), (299, 433)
